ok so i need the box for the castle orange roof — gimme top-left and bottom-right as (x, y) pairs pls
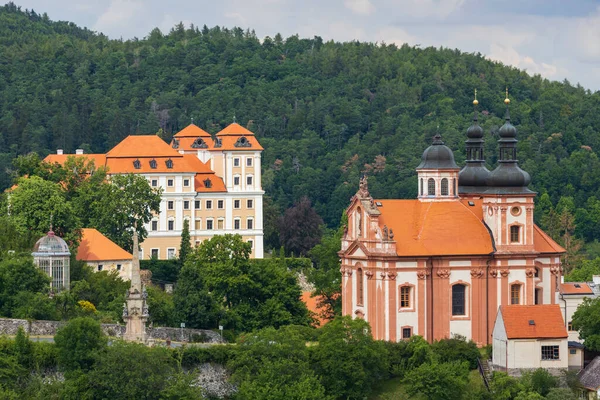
(533, 225), (566, 254)
(216, 122), (255, 136)
(194, 173), (226, 192)
(44, 154), (107, 167)
(211, 135), (263, 151)
(173, 124), (211, 138)
(173, 136), (216, 151)
(106, 135), (179, 158)
(77, 228), (132, 262)
(561, 283), (594, 295)
(376, 199), (494, 256)
(499, 305), (567, 339)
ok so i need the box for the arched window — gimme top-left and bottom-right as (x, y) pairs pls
(420, 178), (423, 196)
(452, 284), (466, 316)
(453, 178), (456, 196)
(510, 226), (520, 243)
(400, 286), (411, 308)
(511, 284), (521, 305)
(441, 178), (448, 195)
(428, 178), (436, 196)
(357, 268), (364, 306)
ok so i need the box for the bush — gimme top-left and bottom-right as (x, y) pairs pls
(431, 335), (480, 369)
(54, 317), (107, 372)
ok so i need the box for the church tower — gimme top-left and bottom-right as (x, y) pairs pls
(459, 89), (491, 196)
(483, 90), (535, 253)
(416, 133), (460, 201)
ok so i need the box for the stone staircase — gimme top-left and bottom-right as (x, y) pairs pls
(478, 358), (492, 390)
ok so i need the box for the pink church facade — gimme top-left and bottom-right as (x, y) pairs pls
(339, 98), (565, 345)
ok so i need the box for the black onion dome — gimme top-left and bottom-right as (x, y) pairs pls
(498, 108), (517, 138)
(416, 134), (459, 170)
(487, 164), (531, 187)
(466, 121), (483, 139)
(459, 165), (490, 187)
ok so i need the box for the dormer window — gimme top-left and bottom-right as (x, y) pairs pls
(214, 138), (222, 148)
(165, 159), (173, 169)
(203, 179), (212, 188)
(191, 137), (208, 149)
(133, 159), (141, 169)
(234, 136), (252, 148)
(171, 139), (179, 149)
(149, 159), (157, 169)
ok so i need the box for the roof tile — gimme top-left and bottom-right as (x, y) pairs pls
(500, 305), (567, 339)
(77, 228), (132, 262)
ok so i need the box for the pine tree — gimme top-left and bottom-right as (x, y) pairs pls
(179, 219), (191, 265)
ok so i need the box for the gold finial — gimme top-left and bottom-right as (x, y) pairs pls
(473, 88), (479, 106)
(504, 87), (510, 104)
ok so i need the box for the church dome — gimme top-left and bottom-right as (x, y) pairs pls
(498, 120), (517, 138)
(416, 134), (459, 170)
(459, 165), (490, 187)
(466, 123), (484, 139)
(487, 163), (531, 187)
(32, 231), (70, 256)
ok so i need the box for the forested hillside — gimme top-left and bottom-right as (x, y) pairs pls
(2, 2), (600, 260)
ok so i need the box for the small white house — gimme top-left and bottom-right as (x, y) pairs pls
(76, 228), (133, 281)
(492, 305), (568, 373)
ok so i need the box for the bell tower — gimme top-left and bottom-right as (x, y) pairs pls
(416, 133), (460, 201)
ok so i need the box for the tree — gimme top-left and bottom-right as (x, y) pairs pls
(308, 227), (342, 319)
(431, 335), (480, 369)
(173, 261), (219, 329)
(279, 197), (323, 256)
(7, 176), (81, 244)
(147, 285), (176, 327)
(572, 297), (600, 350)
(0, 256), (51, 318)
(310, 316), (388, 399)
(54, 317), (107, 372)
(489, 372), (524, 400)
(178, 218), (191, 266)
(230, 326), (330, 400)
(403, 360), (469, 400)
(565, 257), (600, 282)
(520, 368), (559, 396)
(87, 174), (162, 252)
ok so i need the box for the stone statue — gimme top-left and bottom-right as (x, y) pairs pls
(358, 175), (370, 197)
(383, 225), (389, 240)
(389, 228), (395, 240)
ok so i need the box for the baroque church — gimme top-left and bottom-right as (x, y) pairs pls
(339, 92), (565, 345)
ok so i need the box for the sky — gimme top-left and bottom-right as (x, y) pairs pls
(13, 0), (600, 91)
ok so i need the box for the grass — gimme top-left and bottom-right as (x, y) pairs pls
(368, 369), (486, 400)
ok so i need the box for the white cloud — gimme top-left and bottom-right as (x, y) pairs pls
(375, 26), (416, 46)
(93, 0), (143, 33)
(488, 43), (559, 78)
(344, 0), (375, 16)
(575, 7), (600, 62)
(387, 0), (465, 20)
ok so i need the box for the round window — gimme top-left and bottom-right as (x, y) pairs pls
(511, 206), (521, 216)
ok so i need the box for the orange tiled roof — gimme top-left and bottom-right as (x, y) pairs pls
(77, 228), (132, 262)
(301, 291), (331, 327)
(500, 305), (567, 339)
(216, 122), (255, 136)
(173, 136), (215, 151)
(44, 154), (107, 167)
(561, 283), (594, 295)
(173, 124), (211, 138)
(534, 225), (566, 254)
(194, 173), (226, 192)
(376, 199), (494, 257)
(106, 135), (180, 158)
(211, 135), (263, 151)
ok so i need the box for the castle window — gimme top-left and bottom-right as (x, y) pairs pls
(453, 178), (456, 196)
(428, 178), (435, 196)
(234, 158), (240, 167)
(400, 286), (411, 308)
(441, 178), (448, 196)
(149, 159), (157, 169)
(203, 179), (212, 188)
(357, 268), (364, 306)
(511, 284), (521, 305)
(151, 221), (158, 231)
(247, 157), (253, 167)
(165, 159), (173, 169)
(510, 226), (520, 243)
(402, 327), (412, 339)
(420, 178), (423, 196)
(452, 284), (466, 316)
(133, 159), (141, 169)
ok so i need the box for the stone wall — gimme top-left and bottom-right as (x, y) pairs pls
(0, 318), (222, 343)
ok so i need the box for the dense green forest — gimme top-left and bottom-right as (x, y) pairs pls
(2, 3), (600, 260)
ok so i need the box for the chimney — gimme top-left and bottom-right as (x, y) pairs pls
(75, 149), (84, 155)
(57, 149), (63, 155)
(593, 275), (600, 285)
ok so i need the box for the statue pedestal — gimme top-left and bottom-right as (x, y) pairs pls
(123, 288), (149, 343)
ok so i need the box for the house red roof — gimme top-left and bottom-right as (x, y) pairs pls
(561, 283), (594, 295)
(500, 305), (567, 339)
(77, 228), (132, 262)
